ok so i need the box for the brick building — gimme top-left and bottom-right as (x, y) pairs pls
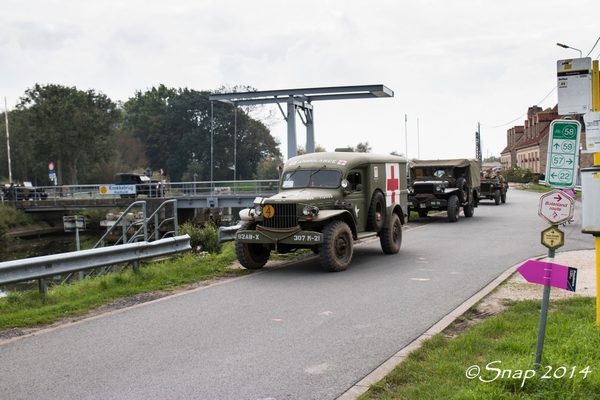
(500, 105), (594, 179)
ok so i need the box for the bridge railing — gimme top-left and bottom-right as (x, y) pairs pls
(1, 180), (278, 205)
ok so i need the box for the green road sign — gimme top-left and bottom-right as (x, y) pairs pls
(546, 120), (581, 188)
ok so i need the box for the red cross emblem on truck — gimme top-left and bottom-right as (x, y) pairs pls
(387, 164), (399, 204)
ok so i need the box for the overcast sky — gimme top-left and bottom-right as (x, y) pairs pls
(2, 0), (599, 163)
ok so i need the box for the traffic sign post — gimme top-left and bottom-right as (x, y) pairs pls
(545, 119), (581, 189)
(529, 187), (576, 368)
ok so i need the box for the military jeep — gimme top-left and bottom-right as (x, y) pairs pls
(479, 176), (507, 205)
(224, 151), (408, 272)
(407, 158), (480, 222)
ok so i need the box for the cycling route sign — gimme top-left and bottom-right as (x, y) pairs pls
(545, 119), (581, 189)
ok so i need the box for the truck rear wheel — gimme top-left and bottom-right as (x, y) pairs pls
(320, 221), (353, 272)
(463, 194), (474, 218)
(235, 223), (270, 269)
(380, 213), (402, 254)
(447, 195), (460, 222)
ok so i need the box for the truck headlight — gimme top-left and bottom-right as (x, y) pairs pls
(254, 205), (263, 216)
(302, 205), (319, 216)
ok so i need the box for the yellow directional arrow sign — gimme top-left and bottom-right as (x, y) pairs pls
(541, 225), (564, 250)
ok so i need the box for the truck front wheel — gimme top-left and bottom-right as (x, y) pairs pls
(380, 213), (402, 254)
(320, 221), (353, 272)
(494, 189), (501, 205)
(447, 195), (460, 222)
(235, 223), (270, 269)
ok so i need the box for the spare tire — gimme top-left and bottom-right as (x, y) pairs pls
(366, 191), (385, 232)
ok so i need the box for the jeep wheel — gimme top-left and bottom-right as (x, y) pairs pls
(380, 213), (402, 254)
(501, 192), (506, 204)
(320, 221), (353, 272)
(366, 191), (385, 233)
(418, 209), (428, 218)
(494, 189), (501, 205)
(235, 223), (270, 269)
(447, 195), (460, 222)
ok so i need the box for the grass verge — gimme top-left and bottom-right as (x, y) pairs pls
(0, 242), (249, 330)
(360, 296), (600, 400)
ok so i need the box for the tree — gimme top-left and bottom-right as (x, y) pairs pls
(350, 142), (371, 153)
(17, 84), (121, 184)
(123, 86), (282, 182)
(254, 156), (285, 180)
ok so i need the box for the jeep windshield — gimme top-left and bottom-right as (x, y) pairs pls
(281, 169), (341, 189)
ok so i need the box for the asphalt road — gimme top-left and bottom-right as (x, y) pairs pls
(0, 189), (595, 400)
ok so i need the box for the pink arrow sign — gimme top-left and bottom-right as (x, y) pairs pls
(517, 260), (577, 292)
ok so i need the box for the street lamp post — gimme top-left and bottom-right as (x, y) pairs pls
(556, 42), (583, 58)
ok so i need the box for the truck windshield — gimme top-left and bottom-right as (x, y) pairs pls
(414, 167), (451, 179)
(281, 169), (341, 189)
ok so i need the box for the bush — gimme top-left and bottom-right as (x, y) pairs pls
(180, 220), (222, 254)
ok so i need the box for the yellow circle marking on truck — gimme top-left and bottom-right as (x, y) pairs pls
(263, 205), (275, 218)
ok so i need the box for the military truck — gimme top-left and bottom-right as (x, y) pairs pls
(407, 158), (480, 222)
(223, 151), (408, 272)
(479, 176), (507, 205)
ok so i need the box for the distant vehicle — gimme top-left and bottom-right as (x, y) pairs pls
(2, 181), (48, 201)
(407, 159), (481, 222)
(114, 173), (163, 198)
(480, 176), (507, 205)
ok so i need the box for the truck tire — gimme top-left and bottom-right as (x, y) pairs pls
(366, 191), (385, 232)
(494, 189), (501, 205)
(320, 220), (353, 272)
(235, 223), (270, 269)
(380, 213), (402, 254)
(456, 177), (467, 204)
(501, 192), (506, 204)
(447, 195), (460, 222)
(463, 194), (474, 217)
(418, 209), (428, 218)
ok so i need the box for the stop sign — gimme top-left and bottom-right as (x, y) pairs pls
(538, 189), (574, 225)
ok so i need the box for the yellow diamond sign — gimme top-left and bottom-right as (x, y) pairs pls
(541, 226), (564, 250)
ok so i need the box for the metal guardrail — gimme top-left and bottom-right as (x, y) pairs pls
(0, 235), (191, 294)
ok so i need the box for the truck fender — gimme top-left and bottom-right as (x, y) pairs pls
(313, 209), (357, 238)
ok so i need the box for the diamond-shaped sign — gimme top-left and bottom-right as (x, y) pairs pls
(538, 189), (574, 225)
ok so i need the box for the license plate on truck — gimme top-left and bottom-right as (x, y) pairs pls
(236, 230), (323, 245)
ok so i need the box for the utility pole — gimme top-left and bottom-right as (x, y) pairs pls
(404, 114), (408, 160)
(4, 97), (12, 184)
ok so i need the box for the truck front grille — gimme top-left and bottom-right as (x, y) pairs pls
(481, 182), (492, 192)
(413, 183), (434, 195)
(262, 203), (298, 229)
